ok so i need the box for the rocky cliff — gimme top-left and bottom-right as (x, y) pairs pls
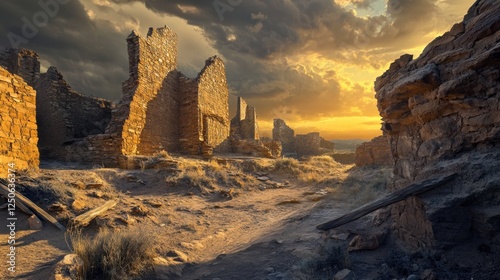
(375, 0), (500, 249)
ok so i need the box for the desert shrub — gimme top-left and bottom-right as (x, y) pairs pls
(273, 158), (300, 174)
(239, 158), (273, 173)
(71, 227), (155, 280)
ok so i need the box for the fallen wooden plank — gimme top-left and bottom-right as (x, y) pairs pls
(316, 174), (456, 231)
(0, 186), (34, 215)
(72, 200), (117, 227)
(0, 183), (66, 231)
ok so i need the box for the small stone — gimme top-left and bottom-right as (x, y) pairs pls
(71, 200), (86, 211)
(334, 269), (357, 280)
(90, 191), (104, 198)
(412, 263), (419, 272)
(331, 232), (351, 241)
(117, 214), (135, 225)
(166, 250), (189, 263)
(49, 202), (66, 212)
(420, 269), (436, 280)
(153, 257), (183, 278)
(28, 214), (42, 230)
(257, 176), (270, 181)
(265, 267), (275, 273)
(406, 275), (418, 280)
(348, 231), (387, 252)
(86, 183), (103, 189)
(131, 205), (149, 216)
(127, 175), (138, 182)
(70, 181), (85, 189)
(53, 254), (83, 280)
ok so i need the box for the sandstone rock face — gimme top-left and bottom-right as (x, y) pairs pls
(375, 0), (500, 249)
(0, 66), (39, 176)
(354, 136), (392, 167)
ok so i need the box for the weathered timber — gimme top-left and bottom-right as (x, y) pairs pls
(0, 186), (33, 215)
(316, 174), (456, 231)
(0, 183), (66, 231)
(72, 200), (117, 227)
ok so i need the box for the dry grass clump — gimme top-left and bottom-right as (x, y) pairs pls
(273, 158), (301, 174)
(70, 227), (155, 280)
(328, 166), (392, 206)
(167, 158), (259, 194)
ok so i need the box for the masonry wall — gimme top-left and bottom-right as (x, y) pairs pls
(0, 49), (40, 86)
(273, 118), (295, 153)
(108, 27), (179, 156)
(0, 67), (39, 176)
(294, 133), (322, 156)
(197, 56), (230, 152)
(230, 97), (259, 141)
(36, 67), (112, 159)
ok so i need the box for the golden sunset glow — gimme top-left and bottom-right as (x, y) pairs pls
(0, 0), (476, 140)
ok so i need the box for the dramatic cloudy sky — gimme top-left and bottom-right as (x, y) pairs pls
(0, 0), (475, 139)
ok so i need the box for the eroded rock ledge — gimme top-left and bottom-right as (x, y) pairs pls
(375, 0), (500, 249)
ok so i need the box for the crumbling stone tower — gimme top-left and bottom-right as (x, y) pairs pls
(230, 97), (259, 140)
(108, 27), (180, 156)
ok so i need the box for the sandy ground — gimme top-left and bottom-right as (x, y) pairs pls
(0, 156), (388, 280)
(1, 157), (498, 280)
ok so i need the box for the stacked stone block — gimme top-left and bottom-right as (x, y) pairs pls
(0, 67), (39, 176)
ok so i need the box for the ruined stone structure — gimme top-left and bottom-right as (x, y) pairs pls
(178, 56), (230, 155)
(229, 97), (280, 158)
(376, 0), (500, 249)
(0, 67), (39, 176)
(272, 119), (334, 156)
(0, 27), (231, 166)
(0, 49), (112, 161)
(230, 97), (259, 140)
(36, 67), (112, 159)
(355, 136), (392, 167)
(272, 119), (295, 153)
(0, 49), (40, 86)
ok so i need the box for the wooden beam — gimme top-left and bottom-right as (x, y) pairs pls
(0, 183), (66, 231)
(316, 174), (456, 231)
(72, 200), (117, 227)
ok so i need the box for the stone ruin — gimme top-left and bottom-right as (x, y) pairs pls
(375, 0), (500, 250)
(0, 66), (39, 176)
(272, 118), (334, 157)
(354, 135), (392, 167)
(0, 26), (234, 169)
(229, 97), (282, 158)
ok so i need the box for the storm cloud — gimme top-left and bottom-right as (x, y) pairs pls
(0, 0), (475, 132)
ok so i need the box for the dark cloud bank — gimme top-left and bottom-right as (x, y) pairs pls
(0, 0), (473, 121)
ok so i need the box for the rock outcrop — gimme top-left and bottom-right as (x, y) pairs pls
(375, 0), (500, 249)
(355, 136), (392, 167)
